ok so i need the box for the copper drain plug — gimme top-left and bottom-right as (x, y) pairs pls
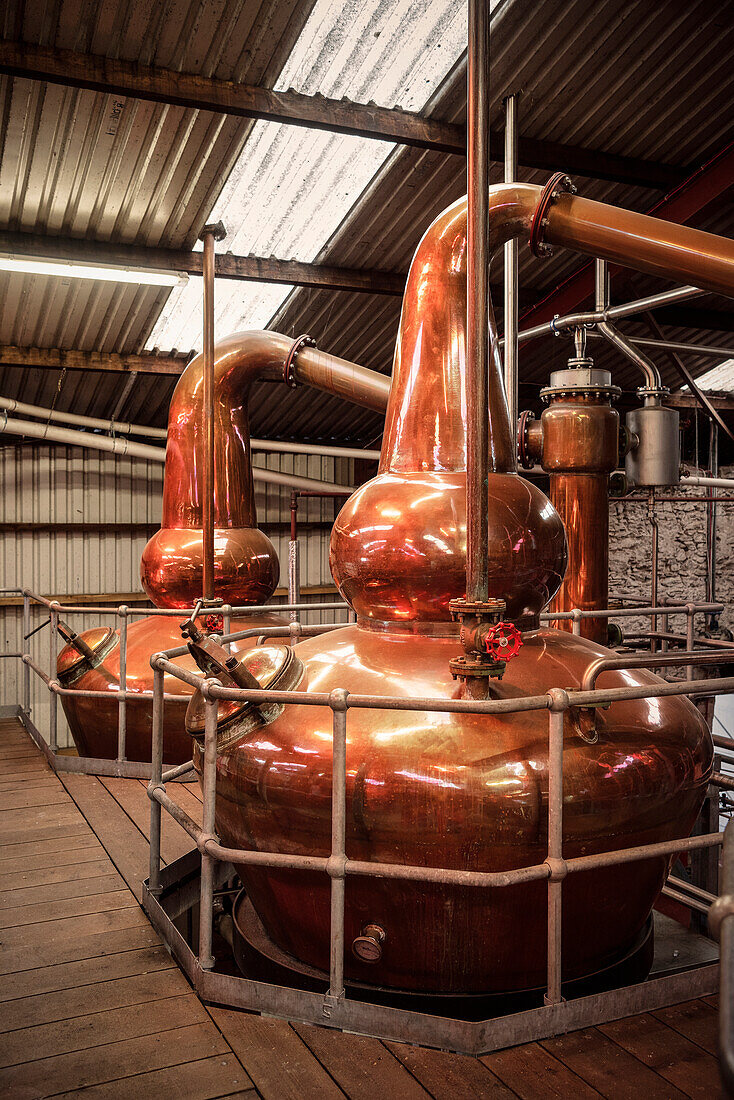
(352, 923), (386, 963)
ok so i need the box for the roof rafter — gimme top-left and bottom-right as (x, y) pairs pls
(0, 346), (186, 375)
(0, 40), (683, 189)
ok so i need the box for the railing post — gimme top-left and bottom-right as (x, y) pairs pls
(712, 819), (734, 1095)
(686, 603), (696, 682)
(571, 608), (582, 636)
(545, 689), (568, 1006)
(148, 664), (164, 895)
(199, 689), (219, 971)
(327, 688), (348, 1004)
(222, 603), (232, 653)
(48, 603), (59, 752)
(117, 606), (128, 762)
(660, 609), (669, 653)
(22, 592), (30, 714)
(288, 492), (301, 625)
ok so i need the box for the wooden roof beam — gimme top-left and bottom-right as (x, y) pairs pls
(0, 40), (682, 189)
(0, 346), (187, 375)
(0, 229), (543, 306)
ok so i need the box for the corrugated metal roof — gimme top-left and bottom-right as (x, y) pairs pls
(0, 0), (315, 422)
(2, 0), (733, 442)
(144, 0), (469, 353)
(267, 0), (734, 442)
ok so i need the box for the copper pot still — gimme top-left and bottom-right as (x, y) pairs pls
(56, 329), (389, 762)
(193, 188), (714, 994)
(56, 334), (287, 762)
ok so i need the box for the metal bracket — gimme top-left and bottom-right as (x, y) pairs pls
(199, 221), (227, 242)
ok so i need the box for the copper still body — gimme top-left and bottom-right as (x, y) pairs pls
(190, 186), (720, 994)
(56, 331), (381, 762)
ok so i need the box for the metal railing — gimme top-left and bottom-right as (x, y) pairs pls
(0, 585), (349, 778)
(146, 624), (733, 1019)
(710, 820), (734, 1095)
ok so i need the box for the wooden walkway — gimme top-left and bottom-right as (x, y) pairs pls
(0, 716), (724, 1099)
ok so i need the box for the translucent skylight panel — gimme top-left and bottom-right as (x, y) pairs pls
(145, 0), (468, 355)
(686, 360), (734, 392)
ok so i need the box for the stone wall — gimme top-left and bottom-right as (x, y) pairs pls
(608, 465), (734, 638)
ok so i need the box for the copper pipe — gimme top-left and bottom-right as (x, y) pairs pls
(466, 0), (490, 603)
(141, 330), (388, 608)
(201, 228), (216, 602)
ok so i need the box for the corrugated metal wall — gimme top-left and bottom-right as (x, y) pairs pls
(0, 442), (350, 747)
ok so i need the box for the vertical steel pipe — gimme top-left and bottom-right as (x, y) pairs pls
(328, 690), (348, 999)
(717, 820), (734, 1095)
(149, 666), (164, 894)
(595, 257), (609, 313)
(288, 494), (301, 625)
(503, 94), (519, 434)
(465, 0), (490, 604)
(649, 494), (659, 653)
(201, 230), (216, 602)
(49, 605), (58, 751)
(222, 603), (232, 654)
(199, 692), (218, 971)
(686, 605), (696, 683)
(117, 606), (128, 761)
(545, 699), (566, 1005)
(22, 593), (30, 714)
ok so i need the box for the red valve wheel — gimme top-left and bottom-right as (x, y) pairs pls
(484, 621), (523, 662)
(205, 613), (224, 634)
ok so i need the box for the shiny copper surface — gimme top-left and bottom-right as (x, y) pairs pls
(205, 624), (712, 993)
(541, 393), (619, 642)
(141, 527), (279, 611)
(331, 471), (566, 627)
(204, 183), (727, 994)
(331, 196), (567, 627)
(141, 330), (389, 609)
(59, 612), (284, 762)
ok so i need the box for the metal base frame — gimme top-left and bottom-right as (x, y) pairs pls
(12, 706), (188, 780)
(142, 852), (719, 1057)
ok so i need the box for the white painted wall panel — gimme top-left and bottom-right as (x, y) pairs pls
(0, 442), (351, 748)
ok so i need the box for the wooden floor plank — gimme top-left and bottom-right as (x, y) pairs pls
(0, 776), (63, 793)
(0, 968), (191, 1034)
(599, 1011), (722, 1098)
(0, 914), (157, 976)
(386, 1040), (516, 1099)
(0, 886), (136, 928)
(651, 999), (719, 1057)
(540, 1028), (688, 1099)
(0, 945), (176, 1003)
(209, 1009), (346, 1099)
(0, 1021), (230, 1096)
(482, 1043), (602, 1099)
(0, 993), (206, 1068)
(0, 787), (70, 810)
(51, 1053), (256, 1100)
(59, 774), (153, 900)
(294, 1022), (432, 1099)
(101, 775), (195, 866)
(0, 837), (103, 874)
(0, 858), (116, 894)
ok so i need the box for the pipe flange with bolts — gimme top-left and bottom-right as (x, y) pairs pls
(283, 334), (317, 389)
(529, 172), (577, 258)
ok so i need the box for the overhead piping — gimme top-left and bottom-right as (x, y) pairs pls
(0, 395), (382, 459)
(0, 414), (354, 494)
(140, 329), (388, 607)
